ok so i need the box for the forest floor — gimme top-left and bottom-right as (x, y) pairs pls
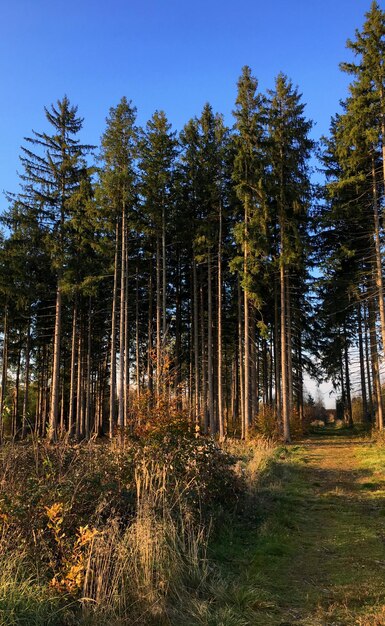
(209, 427), (385, 626)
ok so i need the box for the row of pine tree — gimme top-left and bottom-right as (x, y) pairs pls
(1, 2), (385, 442)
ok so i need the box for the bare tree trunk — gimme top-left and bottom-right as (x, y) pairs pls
(364, 300), (373, 421)
(162, 204), (167, 347)
(118, 208), (126, 431)
(286, 277), (293, 417)
(372, 156), (385, 363)
(193, 258), (200, 428)
(274, 280), (281, 426)
(22, 319), (31, 438)
(147, 261), (153, 398)
(156, 235), (161, 399)
(68, 301), (77, 437)
(200, 284), (208, 433)
(343, 323), (353, 427)
(250, 311), (257, 424)
(136, 266), (140, 403)
(124, 242), (130, 428)
(281, 261), (290, 443)
(358, 302), (368, 422)
(244, 199), (250, 438)
(368, 292), (383, 429)
(76, 328), (82, 441)
(208, 249), (215, 435)
(49, 284), (62, 441)
(217, 207), (224, 440)
(238, 279), (245, 438)
(13, 339), (22, 438)
(85, 297), (92, 440)
(109, 222), (119, 438)
(0, 304), (8, 442)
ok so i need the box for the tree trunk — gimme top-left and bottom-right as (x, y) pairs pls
(118, 207), (126, 430)
(124, 240), (130, 429)
(136, 266), (140, 403)
(343, 323), (353, 427)
(156, 235), (161, 399)
(109, 222), (119, 438)
(49, 284), (62, 441)
(358, 302), (368, 422)
(368, 291), (383, 429)
(238, 279), (245, 438)
(364, 300), (373, 421)
(217, 205), (224, 440)
(281, 261), (290, 443)
(68, 301), (77, 437)
(85, 297), (92, 440)
(372, 155), (385, 363)
(207, 249), (215, 435)
(0, 304), (8, 442)
(193, 257), (200, 428)
(22, 319), (31, 438)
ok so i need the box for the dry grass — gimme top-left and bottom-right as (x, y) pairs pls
(82, 459), (211, 624)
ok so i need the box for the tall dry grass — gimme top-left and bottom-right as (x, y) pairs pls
(81, 458), (210, 625)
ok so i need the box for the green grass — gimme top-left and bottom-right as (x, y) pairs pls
(206, 434), (385, 625)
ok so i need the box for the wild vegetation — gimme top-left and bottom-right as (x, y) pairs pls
(1, 2), (385, 624)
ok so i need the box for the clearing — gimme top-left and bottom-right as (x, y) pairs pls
(210, 428), (385, 626)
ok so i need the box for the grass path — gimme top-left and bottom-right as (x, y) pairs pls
(210, 430), (385, 625)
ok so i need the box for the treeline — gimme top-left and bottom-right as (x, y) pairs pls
(0, 68), (313, 444)
(1, 2), (385, 442)
(317, 1), (385, 429)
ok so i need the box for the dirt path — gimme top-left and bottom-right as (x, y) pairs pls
(212, 434), (385, 625)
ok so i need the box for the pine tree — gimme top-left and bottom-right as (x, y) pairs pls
(13, 97), (92, 440)
(98, 97), (138, 436)
(266, 74), (313, 442)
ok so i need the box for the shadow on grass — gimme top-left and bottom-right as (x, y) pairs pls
(208, 440), (385, 625)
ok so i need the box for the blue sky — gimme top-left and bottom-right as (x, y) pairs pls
(0, 0), (377, 406)
(0, 0), (374, 203)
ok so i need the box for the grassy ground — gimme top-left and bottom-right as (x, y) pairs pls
(208, 426), (385, 625)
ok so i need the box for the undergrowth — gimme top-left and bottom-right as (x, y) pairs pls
(0, 430), (273, 625)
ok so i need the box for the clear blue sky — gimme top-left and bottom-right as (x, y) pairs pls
(0, 0), (375, 207)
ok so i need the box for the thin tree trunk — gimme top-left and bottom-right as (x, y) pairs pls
(193, 257), (200, 428)
(237, 279), (245, 438)
(136, 266), (140, 403)
(207, 249), (215, 435)
(286, 277), (293, 417)
(124, 240), (130, 428)
(0, 304), (8, 442)
(372, 155), (385, 364)
(200, 284), (208, 433)
(147, 261), (153, 397)
(68, 300), (77, 437)
(85, 297), (92, 440)
(368, 291), (384, 429)
(49, 284), (62, 441)
(358, 302), (368, 422)
(364, 300), (373, 421)
(162, 204), (167, 345)
(156, 235), (161, 399)
(76, 329), (82, 441)
(244, 196), (250, 439)
(118, 208), (126, 430)
(109, 222), (119, 438)
(22, 319), (31, 438)
(217, 206), (224, 440)
(343, 323), (353, 427)
(281, 261), (290, 443)
(13, 339), (22, 438)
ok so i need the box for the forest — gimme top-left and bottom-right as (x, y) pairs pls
(1, 2), (385, 625)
